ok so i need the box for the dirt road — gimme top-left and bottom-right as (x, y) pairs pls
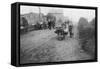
(20, 28), (92, 63)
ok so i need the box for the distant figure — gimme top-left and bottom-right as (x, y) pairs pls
(48, 19), (50, 29)
(61, 21), (69, 37)
(40, 21), (43, 29)
(48, 19), (52, 30)
(35, 22), (41, 30)
(69, 22), (73, 38)
(42, 21), (47, 29)
(52, 20), (55, 29)
(61, 23), (66, 29)
(64, 23), (69, 36)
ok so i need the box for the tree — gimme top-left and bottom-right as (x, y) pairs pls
(21, 17), (28, 27)
(78, 17), (89, 30)
(78, 17), (96, 58)
(20, 17), (29, 33)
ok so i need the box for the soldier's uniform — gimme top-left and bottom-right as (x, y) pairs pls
(69, 24), (73, 38)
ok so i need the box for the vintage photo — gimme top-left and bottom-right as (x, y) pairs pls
(20, 5), (96, 64)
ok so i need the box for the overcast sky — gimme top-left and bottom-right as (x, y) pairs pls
(20, 6), (95, 22)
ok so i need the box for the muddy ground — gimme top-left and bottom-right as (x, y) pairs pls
(20, 26), (92, 64)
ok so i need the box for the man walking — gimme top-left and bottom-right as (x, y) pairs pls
(69, 22), (73, 38)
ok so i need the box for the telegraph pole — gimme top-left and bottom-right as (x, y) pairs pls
(39, 7), (41, 22)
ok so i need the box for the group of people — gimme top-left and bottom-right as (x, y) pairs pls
(35, 19), (55, 30)
(35, 19), (74, 41)
(21, 16), (73, 40)
(55, 21), (73, 40)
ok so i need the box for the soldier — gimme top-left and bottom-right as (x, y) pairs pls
(39, 21), (43, 30)
(61, 21), (69, 37)
(61, 23), (66, 29)
(69, 22), (73, 38)
(35, 22), (41, 30)
(48, 19), (52, 30)
(52, 17), (56, 29)
(63, 22), (69, 37)
(42, 22), (46, 29)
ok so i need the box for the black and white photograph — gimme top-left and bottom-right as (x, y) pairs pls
(20, 5), (96, 64)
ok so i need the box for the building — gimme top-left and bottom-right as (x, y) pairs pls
(48, 9), (67, 27)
